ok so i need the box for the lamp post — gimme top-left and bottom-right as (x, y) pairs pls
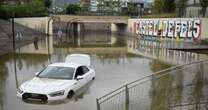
(47, 15), (54, 64)
(12, 12), (15, 52)
(9, 3), (19, 89)
(8, 2), (16, 52)
(11, 7), (19, 89)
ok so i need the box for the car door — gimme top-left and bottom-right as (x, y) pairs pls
(81, 66), (91, 82)
(74, 66), (85, 91)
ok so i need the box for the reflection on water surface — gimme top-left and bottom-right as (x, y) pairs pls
(0, 31), (207, 110)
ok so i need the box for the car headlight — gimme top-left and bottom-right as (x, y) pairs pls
(17, 88), (24, 94)
(49, 90), (65, 97)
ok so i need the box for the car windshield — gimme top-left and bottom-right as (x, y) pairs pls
(38, 66), (75, 80)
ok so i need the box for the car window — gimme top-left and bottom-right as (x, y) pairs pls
(74, 67), (84, 79)
(81, 66), (89, 73)
(38, 66), (75, 80)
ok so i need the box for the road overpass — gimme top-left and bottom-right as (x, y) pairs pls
(54, 15), (129, 24)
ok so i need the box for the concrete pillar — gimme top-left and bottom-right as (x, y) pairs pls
(77, 23), (81, 32)
(111, 23), (127, 33)
(46, 17), (53, 35)
(111, 23), (117, 32)
(76, 22), (81, 47)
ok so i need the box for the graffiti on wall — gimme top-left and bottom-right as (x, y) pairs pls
(134, 19), (201, 39)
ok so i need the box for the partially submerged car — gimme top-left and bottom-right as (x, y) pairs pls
(17, 54), (95, 101)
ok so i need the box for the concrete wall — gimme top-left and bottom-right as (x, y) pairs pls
(126, 38), (207, 65)
(14, 17), (53, 35)
(17, 37), (53, 54)
(128, 18), (208, 41)
(56, 15), (128, 24)
(111, 23), (128, 34)
(84, 22), (110, 31)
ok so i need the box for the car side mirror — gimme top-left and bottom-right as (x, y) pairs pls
(76, 75), (83, 80)
(35, 72), (39, 76)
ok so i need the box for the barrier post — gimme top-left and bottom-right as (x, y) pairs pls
(96, 98), (100, 110)
(125, 85), (129, 110)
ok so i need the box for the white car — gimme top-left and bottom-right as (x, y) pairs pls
(17, 54), (95, 101)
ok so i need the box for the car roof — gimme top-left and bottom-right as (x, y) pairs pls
(48, 62), (83, 68)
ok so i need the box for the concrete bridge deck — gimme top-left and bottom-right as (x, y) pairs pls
(54, 15), (129, 24)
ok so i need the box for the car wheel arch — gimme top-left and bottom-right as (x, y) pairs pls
(67, 90), (74, 99)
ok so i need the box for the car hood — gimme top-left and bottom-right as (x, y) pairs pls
(21, 77), (76, 94)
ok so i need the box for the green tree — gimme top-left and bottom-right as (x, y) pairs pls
(66, 4), (81, 15)
(0, 0), (48, 19)
(0, 3), (9, 19)
(107, 0), (119, 15)
(175, 0), (187, 17)
(199, 0), (208, 17)
(127, 0), (138, 16)
(29, 0), (47, 16)
(0, 0), (4, 4)
(163, 0), (175, 13)
(153, 0), (164, 13)
(80, 0), (90, 15)
(154, 0), (176, 14)
(44, 0), (52, 10)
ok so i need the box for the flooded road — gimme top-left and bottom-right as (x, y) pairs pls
(0, 31), (208, 110)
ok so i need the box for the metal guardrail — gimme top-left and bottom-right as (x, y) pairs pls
(96, 59), (208, 110)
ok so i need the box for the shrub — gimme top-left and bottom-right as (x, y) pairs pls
(0, 5), (9, 19)
(66, 4), (81, 15)
(0, 0), (47, 19)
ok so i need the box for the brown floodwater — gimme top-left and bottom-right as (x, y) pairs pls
(0, 31), (208, 110)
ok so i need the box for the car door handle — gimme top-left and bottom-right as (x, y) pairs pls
(77, 77), (83, 80)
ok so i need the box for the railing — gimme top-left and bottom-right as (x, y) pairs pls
(96, 59), (208, 110)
